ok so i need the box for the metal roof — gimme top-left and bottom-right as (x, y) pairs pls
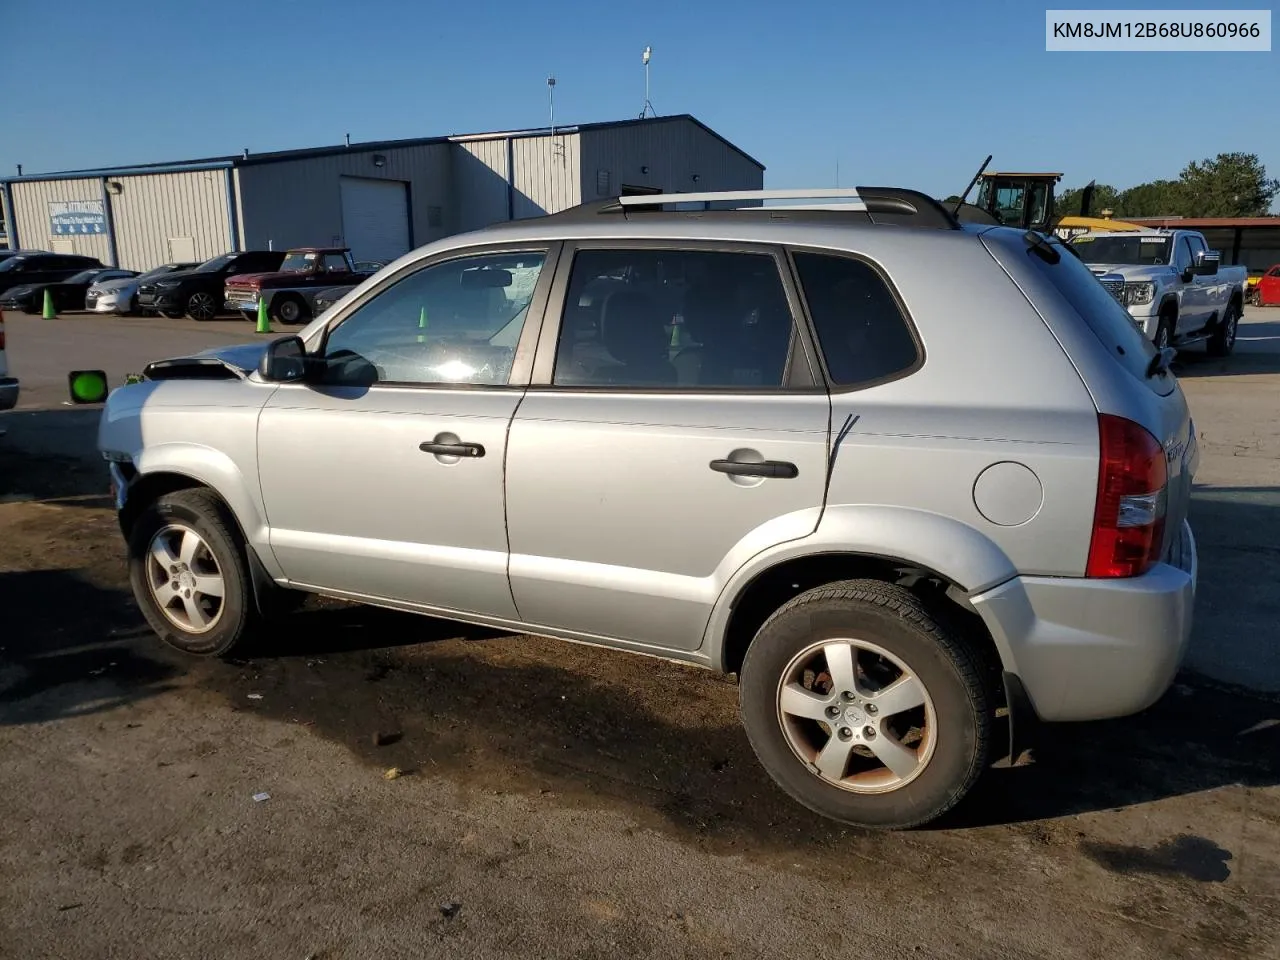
(1128, 216), (1280, 229)
(0, 114), (764, 185)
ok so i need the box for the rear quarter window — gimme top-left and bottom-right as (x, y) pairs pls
(791, 251), (919, 387)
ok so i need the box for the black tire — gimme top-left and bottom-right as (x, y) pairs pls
(271, 294), (309, 325)
(185, 291), (219, 322)
(128, 488), (256, 657)
(1208, 300), (1240, 357)
(739, 580), (991, 830)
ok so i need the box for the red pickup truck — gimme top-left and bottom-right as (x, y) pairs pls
(224, 247), (376, 325)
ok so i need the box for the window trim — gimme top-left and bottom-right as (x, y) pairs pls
(303, 240), (562, 390)
(526, 239), (824, 394)
(783, 245), (926, 394)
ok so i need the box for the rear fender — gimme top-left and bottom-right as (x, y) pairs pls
(701, 504), (1017, 670)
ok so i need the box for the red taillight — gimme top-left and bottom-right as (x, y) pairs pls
(1087, 414), (1168, 578)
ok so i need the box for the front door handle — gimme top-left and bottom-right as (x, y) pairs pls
(420, 440), (486, 458)
(709, 458), (798, 479)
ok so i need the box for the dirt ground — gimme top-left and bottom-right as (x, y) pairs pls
(2, 316), (1279, 959)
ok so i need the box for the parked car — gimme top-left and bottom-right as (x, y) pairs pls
(0, 253), (104, 299)
(310, 285), (354, 317)
(98, 187), (1199, 830)
(1252, 264), (1280, 306)
(0, 308), (16, 411)
(0, 267), (138, 314)
(223, 247), (376, 325)
(87, 262), (200, 315)
(1071, 229), (1249, 355)
(137, 251), (286, 321)
(0, 248), (50, 265)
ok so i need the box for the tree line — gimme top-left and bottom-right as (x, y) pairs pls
(1057, 153), (1278, 219)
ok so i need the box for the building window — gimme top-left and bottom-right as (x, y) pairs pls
(596, 170), (611, 196)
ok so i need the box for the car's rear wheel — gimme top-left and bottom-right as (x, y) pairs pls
(128, 489), (256, 657)
(271, 294), (309, 325)
(185, 291), (219, 321)
(739, 580), (990, 830)
(1208, 301), (1240, 357)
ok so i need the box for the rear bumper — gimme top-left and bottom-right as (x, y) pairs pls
(971, 519), (1197, 722)
(0, 377), (19, 411)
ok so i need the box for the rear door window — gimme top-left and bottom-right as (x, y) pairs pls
(551, 248), (801, 389)
(791, 252), (919, 387)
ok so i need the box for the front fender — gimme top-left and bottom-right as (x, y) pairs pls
(132, 442), (276, 572)
(700, 504), (1017, 669)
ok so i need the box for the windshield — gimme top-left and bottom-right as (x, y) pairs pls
(195, 254), (238, 273)
(139, 264), (185, 280)
(66, 270), (99, 284)
(278, 252), (317, 273)
(0, 257), (27, 272)
(1072, 235), (1173, 266)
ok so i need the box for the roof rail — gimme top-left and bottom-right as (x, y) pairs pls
(616, 188), (867, 207)
(554, 186), (960, 230)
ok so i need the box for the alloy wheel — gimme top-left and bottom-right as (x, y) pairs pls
(776, 638), (937, 794)
(187, 292), (217, 321)
(145, 524), (226, 634)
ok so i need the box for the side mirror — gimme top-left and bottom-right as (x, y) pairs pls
(258, 335), (308, 382)
(1195, 250), (1220, 276)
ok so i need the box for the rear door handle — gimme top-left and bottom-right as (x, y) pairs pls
(419, 441), (486, 458)
(709, 459), (798, 479)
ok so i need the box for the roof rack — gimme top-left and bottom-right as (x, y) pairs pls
(545, 187), (960, 230)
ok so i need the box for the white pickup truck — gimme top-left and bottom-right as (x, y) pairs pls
(1070, 228), (1248, 356)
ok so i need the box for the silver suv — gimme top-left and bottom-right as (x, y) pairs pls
(98, 188), (1199, 829)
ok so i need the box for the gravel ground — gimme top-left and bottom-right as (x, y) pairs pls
(0, 311), (1277, 959)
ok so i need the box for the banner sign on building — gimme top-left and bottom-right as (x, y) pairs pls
(49, 200), (106, 236)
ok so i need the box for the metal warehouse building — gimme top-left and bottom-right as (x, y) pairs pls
(0, 115), (763, 269)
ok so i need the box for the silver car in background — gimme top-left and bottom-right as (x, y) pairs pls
(98, 187), (1198, 830)
(87, 262), (199, 315)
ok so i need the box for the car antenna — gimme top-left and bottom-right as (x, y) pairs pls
(952, 155), (993, 217)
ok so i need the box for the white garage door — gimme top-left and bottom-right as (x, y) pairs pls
(340, 177), (411, 264)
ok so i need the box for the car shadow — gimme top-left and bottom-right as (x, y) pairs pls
(0, 569), (179, 725)
(0, 408), (108, 505)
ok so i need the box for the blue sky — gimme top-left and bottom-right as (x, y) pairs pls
(4, 0), (1277, 201)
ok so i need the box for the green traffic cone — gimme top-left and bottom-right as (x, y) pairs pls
(42, 288), (57, 319)
(256, 296), (271, 334)
(417, 305), (428, 343)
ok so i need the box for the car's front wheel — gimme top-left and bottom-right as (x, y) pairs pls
(739, 580), (991, 829)
(128, 489), (256, 657)
(185, 291), (219, 321)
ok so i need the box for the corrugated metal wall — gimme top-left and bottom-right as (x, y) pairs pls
(9, 177), (112, 263)
(110, 170), (231, 270)
(510, 133), (580, 219)
(452, 138), (509, 232)
(235, 143), (451, 253)
(578, 119), (763, 204)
